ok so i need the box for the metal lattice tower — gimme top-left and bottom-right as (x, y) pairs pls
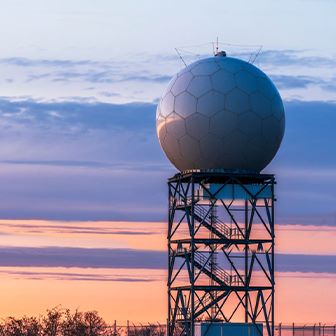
(167, 171), (275, 336)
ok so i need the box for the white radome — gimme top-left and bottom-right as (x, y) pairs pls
(156, 54), (285, 173)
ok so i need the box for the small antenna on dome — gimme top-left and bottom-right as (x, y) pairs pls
(250, 46), (263, 64)
(175, 48), (187, 67)
(216, 37), (219, 55)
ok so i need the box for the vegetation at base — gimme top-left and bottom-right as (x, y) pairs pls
(0, 307), (109, 336)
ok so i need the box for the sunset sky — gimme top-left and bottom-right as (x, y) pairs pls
(0, 0), (335, 325)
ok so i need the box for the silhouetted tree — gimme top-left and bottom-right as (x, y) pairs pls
(61, 309), (109, 336)
(61, 309), (87, 336)
(0, 316), (41, 336)
(41, 307), (63, 336)
(83, 311), (107, 336)
(0, 307), (110, 336)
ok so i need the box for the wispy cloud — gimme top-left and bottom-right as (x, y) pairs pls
(0, 247), (166, 269)
(0, 246), (334, 274)
(0, 220), (161, 236)
(0, 57), (172, 85)
(270, 74), (320, 89)
(0, 57), (98, 67)
(50, 71), (171, 84)
(0, 55), (176, 103)
(2, 50), (335, 71)
(0, 97), (156, 131)
(0, 97), (334, 222)
(0, 269), (157, 282)
(257, 49), (336, 68)
(276, 254), (336, 273)
(2, 50), (336, 104)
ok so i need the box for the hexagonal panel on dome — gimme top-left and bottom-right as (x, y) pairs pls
(238, 111), (262, 138)
(225, 88), (249, 114)
(250, 92), (272, 119)
(187, 59), (202, 71)
(271, 93), (285, 120)
(171, 71), (193, 96)
(156, 104), (161, 118)
(279, 114), (285, 131)
(185, 113), (210, 139)
(257, 77), (277, 100)
(242, 62), (266, 79)
(243, 144), (268, 171)
(249, 134), (267, 151)
(209, 110), (237, 138)
(187, 76), (212, 97)
(160, 91), (175, 117)
(191, 61), (220, 76)
(222, 130), (249, 165)
(235, 70), (257, 94)
(262, 115), (283, 142)
(216, 57), (243, 73)
(176, 65), (192, 78)
(165, 112), (187, 139)
(220, 138), (248, 169)
(211, 69), (236, 94)
(164, 74), (178, 93)
(175, 91), (197, 118)
(162, 134), (184, 166)
(156, 117), (167, 142)
(178, 134), (201, 167)
(199, 134), (226, 166)
(226, 129), (250, 152)
(197, 91), (224, 117)
(156, 105), (163, 120)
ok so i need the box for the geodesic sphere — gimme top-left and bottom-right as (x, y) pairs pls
(156, 56), (285, 173)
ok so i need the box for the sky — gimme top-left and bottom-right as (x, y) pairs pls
(0, 0), (335, 325)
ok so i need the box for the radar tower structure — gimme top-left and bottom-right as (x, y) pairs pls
(157, 48), (284, 336)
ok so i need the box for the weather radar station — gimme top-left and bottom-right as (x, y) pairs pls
(156, 43), (285, 336)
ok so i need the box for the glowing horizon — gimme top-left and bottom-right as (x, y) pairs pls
(0, 219), (334, 323)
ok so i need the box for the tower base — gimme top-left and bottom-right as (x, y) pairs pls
(195, 322), (263, 336)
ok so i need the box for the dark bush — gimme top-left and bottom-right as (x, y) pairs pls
(0, 307), (109, 336)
